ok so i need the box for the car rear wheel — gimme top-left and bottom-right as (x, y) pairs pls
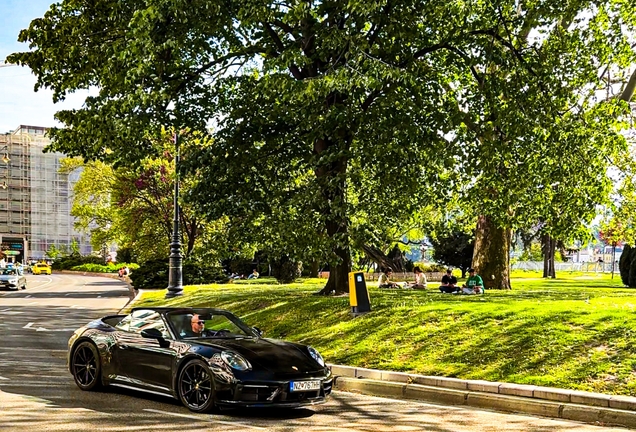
(71, 341), (103, 391)
(178, 359), (216, 413)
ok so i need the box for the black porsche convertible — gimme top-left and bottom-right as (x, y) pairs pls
(67, 307), (332, 412)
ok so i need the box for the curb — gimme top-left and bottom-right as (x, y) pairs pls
(329, 365), (636, 428)
(120, 289), (144, 314)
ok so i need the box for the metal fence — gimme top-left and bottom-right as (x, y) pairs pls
(512, 261), (619, 273)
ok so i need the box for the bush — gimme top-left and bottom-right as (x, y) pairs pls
(414, 263), (447, 273)
(271, 256), (302, 284)
(130, 259), (229, 289)
(70, 262), (140, 273)
(52, 254), (105, 270)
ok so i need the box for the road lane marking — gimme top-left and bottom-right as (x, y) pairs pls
(25, 295), (32, 298)
(27, 302), (39, 305)
(36, 327), (49, 332)
(0, 308), (10, 312)
(142, 409), (267, 430)
(23, 322), (34, 329)
(0, 376), (9, 380)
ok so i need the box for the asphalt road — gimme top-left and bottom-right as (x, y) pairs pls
(0, 274), (630, 431)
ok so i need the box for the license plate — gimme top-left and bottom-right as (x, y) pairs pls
(290, 380), (321, 392)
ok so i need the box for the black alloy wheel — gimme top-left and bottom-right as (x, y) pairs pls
(178, 359), (216, 412)
(71, 341), (103, 391)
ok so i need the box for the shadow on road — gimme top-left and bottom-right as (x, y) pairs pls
(0, 290), (129, 299)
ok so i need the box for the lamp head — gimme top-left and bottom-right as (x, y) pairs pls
(0, 181), (7, 190)
(2, 153), (9, 164)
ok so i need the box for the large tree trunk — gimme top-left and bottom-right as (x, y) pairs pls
(472, 215), (511, 289)
(308, 261), (319, 278)
(542, 234), (556, 278)
(314, 126), (351, 295)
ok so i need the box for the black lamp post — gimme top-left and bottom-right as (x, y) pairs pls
(165, 132), (184, 298)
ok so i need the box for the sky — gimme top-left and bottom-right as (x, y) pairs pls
(0, 0), (90, 134)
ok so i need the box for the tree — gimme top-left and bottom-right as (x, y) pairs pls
(430, 231), (474, 278)
(599, 218), (625, 279)
(60, 137), (206, 262)
(10, 0), (636, 294)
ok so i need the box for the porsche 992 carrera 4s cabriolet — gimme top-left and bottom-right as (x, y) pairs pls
(68, 307), (332, 412)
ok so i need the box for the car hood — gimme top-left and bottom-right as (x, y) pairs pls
(195, 337), (321, 373)
(0, 275), (19, 281)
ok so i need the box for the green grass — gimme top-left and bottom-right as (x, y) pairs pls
(129, 271), (636, 395)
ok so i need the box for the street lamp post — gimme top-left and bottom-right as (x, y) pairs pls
(165, 132), (184, 298)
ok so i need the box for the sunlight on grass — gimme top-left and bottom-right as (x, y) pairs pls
(128, 272), (636, 395)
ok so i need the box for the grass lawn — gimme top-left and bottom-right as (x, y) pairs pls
(128, 271), (636, 396)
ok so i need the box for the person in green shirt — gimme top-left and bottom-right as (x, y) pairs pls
(462, 268), (484, 294)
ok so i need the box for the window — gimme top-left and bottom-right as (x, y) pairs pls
(117, 309), (170, 339)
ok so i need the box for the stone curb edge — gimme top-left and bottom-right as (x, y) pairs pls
(120, 289), (144, 313)
(329, 365), (636, 428)
(333, 377), (636, 428)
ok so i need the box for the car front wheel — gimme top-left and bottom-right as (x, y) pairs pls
(71, 341), (103, 391)
(177, 359), (216, 413)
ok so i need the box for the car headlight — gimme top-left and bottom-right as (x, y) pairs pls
(308, 346), (325, 367)
(220, 351), (251, 371)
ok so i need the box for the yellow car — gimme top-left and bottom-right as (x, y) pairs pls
(32, 262), (52, 275)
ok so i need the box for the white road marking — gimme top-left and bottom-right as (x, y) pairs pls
(65, 293), (71, 296)
(25, 295), (32, 298)
(142, 409), (267, 430)
(0, 308), (11, 312)
(27, 302), (39, 305)
(36, 327), (48, 332)
(0, 376), (9, 380)
(24, 275), (55, 292)
(23, 322), (34, 329)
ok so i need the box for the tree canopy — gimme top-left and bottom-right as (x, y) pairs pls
(9, 0), (636, 292)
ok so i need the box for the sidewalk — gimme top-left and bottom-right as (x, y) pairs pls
(329, 364), (636, 429)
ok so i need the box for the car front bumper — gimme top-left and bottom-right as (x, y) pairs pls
(216, 376), (333, 408)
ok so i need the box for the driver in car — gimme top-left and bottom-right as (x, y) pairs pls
(180, 314), (205, 338)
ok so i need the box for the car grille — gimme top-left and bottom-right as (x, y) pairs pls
(237, 381), (331, 403)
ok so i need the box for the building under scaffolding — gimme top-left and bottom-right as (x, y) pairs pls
(0, 125), (91, 262)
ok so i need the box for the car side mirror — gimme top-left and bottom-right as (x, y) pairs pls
(253, 327), (263, 337)
(141, 328), (164, 340)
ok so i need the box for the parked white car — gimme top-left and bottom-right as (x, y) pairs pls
(0, 267), (26, 290)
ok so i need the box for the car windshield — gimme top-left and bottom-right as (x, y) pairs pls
(167, 310), (256, 340)
(0, 269), (19, 275)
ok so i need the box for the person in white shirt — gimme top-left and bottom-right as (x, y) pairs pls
(408, 266), (427, 289)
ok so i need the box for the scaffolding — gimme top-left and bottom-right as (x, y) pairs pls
(0, 126), (92, 262)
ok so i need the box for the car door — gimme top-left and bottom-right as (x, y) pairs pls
(114, 309), (177, 393)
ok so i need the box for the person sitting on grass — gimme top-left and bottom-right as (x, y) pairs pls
(378, 268), (400, 289)
(461, 268), (485, 295)
(247, 269), (259, 279)
(439, 269), (458, 293)
(407, 266), (427, 289)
